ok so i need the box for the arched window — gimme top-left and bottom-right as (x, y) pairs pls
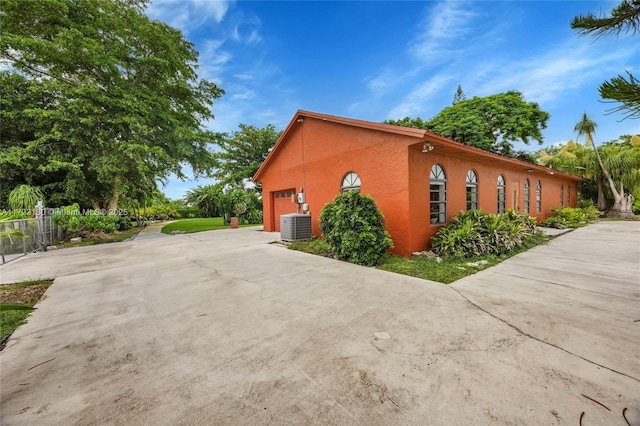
(430, 164), (447, 224)
(523, 179), (530, 214)
(341, 171), (361, 192)
(536, 181), (542, 213)
(560, 185), (564, 207)
(466, 170), (478, 211)
(497, 175), (506, 214)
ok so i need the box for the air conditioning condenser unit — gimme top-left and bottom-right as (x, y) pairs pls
(280, 213), (311, 242)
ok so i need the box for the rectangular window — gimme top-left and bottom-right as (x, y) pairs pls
(497, 187), (506, 214)
(430, 183), (446, 224)
(466, 185), (478, 211)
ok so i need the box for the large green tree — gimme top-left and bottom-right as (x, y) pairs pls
(386, 91), (549, 158)
(571, 0), (640, 119)
(212, 124), (282, 190)
(0, 0), (223, 210)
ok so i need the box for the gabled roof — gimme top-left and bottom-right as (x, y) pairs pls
(252, 110), (585, 183)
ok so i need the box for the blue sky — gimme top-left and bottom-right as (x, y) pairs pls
(146, 1), (639, 200)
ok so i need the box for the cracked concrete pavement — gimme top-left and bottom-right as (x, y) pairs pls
(0, 222), (638, 425)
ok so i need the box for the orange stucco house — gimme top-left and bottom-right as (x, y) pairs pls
(253, 110), (584, 256)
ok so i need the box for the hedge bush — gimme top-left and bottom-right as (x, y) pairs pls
(52, 204), (120, 234)
(539, 205), (600, 228)
(319, 191), (393, 266)
(432, 209), (540, 258)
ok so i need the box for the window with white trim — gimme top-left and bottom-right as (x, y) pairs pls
(466, 170), (478, 211)
(497, 175), (506, 214)
(523, 179), (530, 214)
(341, 172), (361, 192)
(430, 164), (447, 224)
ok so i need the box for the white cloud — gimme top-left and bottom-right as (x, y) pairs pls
(470, 42), (635, 105)
(410, 1), (478, 61)
(387, 75), (454, 119)
(146, 0), (233, 32)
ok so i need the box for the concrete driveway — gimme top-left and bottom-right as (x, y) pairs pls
(1, 222), (638, 425)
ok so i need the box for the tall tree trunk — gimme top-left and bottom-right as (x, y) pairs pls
(596, 178), (606, 211)
(106, 191), (119, 212)
(591, 145), (635, 218)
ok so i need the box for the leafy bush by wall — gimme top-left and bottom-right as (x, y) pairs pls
(240, 209), (263, 225)
(432, 209), (540, 258)
(319, 191), (393, 266)
(53, 204), (120, 234)
(539, 205), (600, 228)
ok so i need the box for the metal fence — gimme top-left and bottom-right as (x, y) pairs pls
(0, 215), (63, 264)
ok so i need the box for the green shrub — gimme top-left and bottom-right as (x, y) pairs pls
(0, 210), (30, 221)
(319, 191), (393, 266)
(116, 215), (133, 231)
(240, 209), (263, 225)
(539, 205), (600, 228)
(8, 185), (44, 212)
(53, 204), (119, 234)
(176, 206), (203, 218)
(432, 209), (540, 258)
(128, 204), (180, 222)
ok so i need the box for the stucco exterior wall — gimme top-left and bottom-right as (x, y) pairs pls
(407, 145), (578, 253)
(256, 111), (583, 257)
(260, 117), (416, 253)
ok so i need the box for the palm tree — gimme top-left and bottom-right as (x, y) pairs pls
(184, 185), (222, 217)
(574, 113), (635, 217)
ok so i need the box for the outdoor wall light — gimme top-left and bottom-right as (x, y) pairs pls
(525, 168), (534, 172)
(422, 141), (435, 152)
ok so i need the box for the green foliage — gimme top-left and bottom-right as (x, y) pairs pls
(0, 303), (35, 312)
(185, 185), (223, 217)
(52, 204), (119, 234)
(241, 209), (264, 225)
(176, 206), (203, 218)
(540, 205), (601, 228)
(386, 91), (549, 157)
(571, 0), (640, 37)
(377, 254), (500, 284)
(572, 1), (640, 119)
(319, 191), (393, 266)
(8, 185), (44, 211)
(431, 210), (540, 258)
(287, 238), (334, 257)
(453, 84), (466, 104)
(213, 124), (282, 189)
(128, 205), (180, 222)
(542, 133), (640, 213)
(160, 217), (259, 234)
(0, 0), (224, 209)
(0, 210), (29, 221)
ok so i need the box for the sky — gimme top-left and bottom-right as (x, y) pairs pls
(145, 0), (640, 200)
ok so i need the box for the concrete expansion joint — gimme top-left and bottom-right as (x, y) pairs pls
(450, 286), (640, 384)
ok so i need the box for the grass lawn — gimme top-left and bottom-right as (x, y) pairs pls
(1, 278), (54, 349)
(161, 217), (260, 234)
(287, 232), (552, 284)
